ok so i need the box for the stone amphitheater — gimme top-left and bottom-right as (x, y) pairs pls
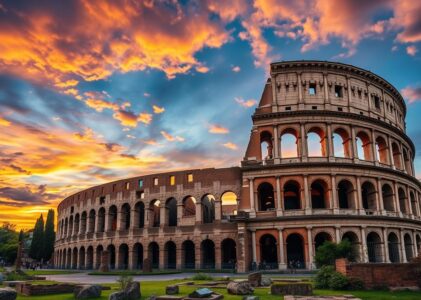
(54, 60), (421, 273)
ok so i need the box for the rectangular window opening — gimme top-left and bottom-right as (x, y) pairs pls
(338, 107), (343, 112)
(125, 182), (130, 190)
(373, 95), (381, 109)
(285, 106), (291, 111)
(309, 83), (316, 95)
(99, 196), (105, 205)
(334, 85), (343, 98)
(138, 179), (143, 188)
(136, 191), (144, 199)
(187, 173), (193, 183)
(153, 177), (158, 186)
(312, 106), (317, 110)
(170, 175), (175, 186)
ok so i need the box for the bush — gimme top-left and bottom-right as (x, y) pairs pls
(347, 277), (365, 290)
(328, 272), (348, 290)
(314, 265), (335, 289)
(117, 275), (133, 290)
(315, 240), (353, 268)
(191, 273), (213, 281)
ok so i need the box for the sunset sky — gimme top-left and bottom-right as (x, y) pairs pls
(0, 0), (421, 229)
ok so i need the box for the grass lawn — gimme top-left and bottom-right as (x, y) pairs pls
(7, 278), (421, 300)
(25, 270), (81, 276)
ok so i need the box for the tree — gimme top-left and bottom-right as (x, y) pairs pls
(43, 209), (55, 262)
(0, 223), (19, 264)
(314, 240), (353, 268)
(29, 214), (44, 261)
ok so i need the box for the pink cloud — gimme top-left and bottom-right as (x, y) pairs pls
(235, 97), (257, 108)
(406, 45), (418, 56)
(401, 86), (421, 104)
(222, 142), (238, 150)
(209, 124), (229, 134)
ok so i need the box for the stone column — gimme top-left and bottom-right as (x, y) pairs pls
(361, 227), (368, 263)
(304, 175), (311, 214)
(215, 200), (222, 221)
(331, 175), (338, 212)
(387, 136), (395, 169)
(278, 228), (286, 269)
(195, 242), (201, 269)
(393, 181), (402, 216)
(249, 178), (256, 216)
(300, 123), (308, 162)
(327, 123), (334, 159)
(413, 231), (419, 258)
(159, 247), (165, 269)
(276, 176), (283, 216)
(215, 243), (221, 269)
(306, 226), (313, 270)
(195, 199), (202, 224)
(323, 73), (329, 107)
(351, 126), (357, 161)
(160, 204), (166, 227)
(274, 125), (279, 159)
(382, 228), (390, 263)
(377, 178), (385, 214)
(298, 72), (303, 105)
(356, 176), (364, 213)
(406, 186), (413, 217)
(400, 230), (407, 263)
(335, 226), (341, 243)
(128, 250), (135, 270)
(130, 209), (136, 229)
(371, 129), (378, 165)
(176, 244), (182, 270)
(177, 204), (183, 225)
(251, 230), (257, 263)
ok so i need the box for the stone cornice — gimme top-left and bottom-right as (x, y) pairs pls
(270, 60), (406, 115)
(241, 161), (421, 188)
(252, 110), (415, 154)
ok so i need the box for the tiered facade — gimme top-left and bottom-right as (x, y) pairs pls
(55, 61), (421, 272)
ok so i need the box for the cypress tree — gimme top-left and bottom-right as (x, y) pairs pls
(43, 209), (56, 262)
(29, 214), (44, 261)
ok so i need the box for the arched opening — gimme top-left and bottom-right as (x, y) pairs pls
(284, 180), (301, 210)
(307, 128), (326, 157)
(72, 247), (78, 269)
(134, 202), (145, 228)
(311, 180), (329, 209)
(221, 238), (236, 269)
(367, 232), (382, 263)
(97, 208), (105, 232)
(86, 246), (94, 269)
(260, 131), (273, 160)
(410, 192), (418, 216)
(361, 181), (377, 210)
(165, 241), (177, 269)
(392, 143), (402, 170)
(183, 196), (196, 217)
(337, 180), (355, 209)
(342, 232), (360, 262)
(375, 136), (388, 164)
(202, 194), (215, 224)
(403, 149), (412, 174)
(333, 128), (351, 158)
(416, 235), (421, 254)
(259, 234), (278, 269)
(148, 242), (159, 269)
(257, 182), (275, 211)
(221, 191), (238, 218)
(79, 247), (85, 269)
(118, 244), (129, 270)
(166, 198), (177, 226)
(182, 240), (195, 269)
(69, 216), (74, 236)
(356, 132), (371, 160)
(74, 214), (80, 235)
(314, 232), (332, 250)
(108, 205), (117, 231)
(286, 233), (305, 269)
(121, 203), (131, 230)
(80, 212), (87, 233)
(150, 200), (160, 227)
(95, 245), (103, 269)
(387, 232), (400, 263)
(107, 245), (116, 269)
(88, 209), (96, 233)
(382, 184), (394, 212)
(280, 129), (298, 158)
(133, 243), (143, 269)
(201, 239), (215, 269)
(404, 234), (413, 261)
(398, 188), (408, 214)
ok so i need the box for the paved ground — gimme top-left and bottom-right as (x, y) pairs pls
(44, 271), (313, 284)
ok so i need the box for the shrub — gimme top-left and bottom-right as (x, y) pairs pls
(315, 240), (353, 268)
(117, 275), (133, 290)
(191, 273), (213, 281)
(328, 272), (348, 290)
(347, 277), (365, 290)
(314, 265), (335, 289)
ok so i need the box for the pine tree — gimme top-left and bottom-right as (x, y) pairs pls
(43, 209), (56, 262)
(29, 214), (44, 261)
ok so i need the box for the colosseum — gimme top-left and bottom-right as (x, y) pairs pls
(54, 60), (421, 273)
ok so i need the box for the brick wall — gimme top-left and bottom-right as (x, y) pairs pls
(335, 258), (421, 289)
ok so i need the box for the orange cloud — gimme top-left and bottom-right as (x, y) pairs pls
(209, 124), (229, 134)
(85, 98), (120, 112)
(161, 131), (185, 142)
(222, 142), (238, 150)
(153, 105), (165, 114)
(406, 45), (418, 56)
(0, 117), (11, 127)
(235, 97), (257, 107)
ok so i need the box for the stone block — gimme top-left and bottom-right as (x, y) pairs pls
(0, 287), (17, 300)
(270, 283), (313, 296)
(74, 285), (102, 299)
(247, 272), (261, 287)
(166, 285), (179, 295)
(227, 281), (254, 295)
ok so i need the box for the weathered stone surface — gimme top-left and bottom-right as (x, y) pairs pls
(15, 283), (75, 296)
(0, 287), (17, 300)
(271, 283), (312, 296)
(243, 296), (259, 300)
(125, 281), (141, 300)
(143, 258), (152, 273)
(75, 285), (102, 299)
(260, 277), (272, 287)
(109, 291), (126, 300)
(99, 250), (109, 272)
(248, 272), (262, 287)
(227, 281), (254, 295)
(166, 285), (179, 295)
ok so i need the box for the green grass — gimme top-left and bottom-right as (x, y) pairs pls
(25, 270), (81, 276)
(7, 278), (421, 300)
